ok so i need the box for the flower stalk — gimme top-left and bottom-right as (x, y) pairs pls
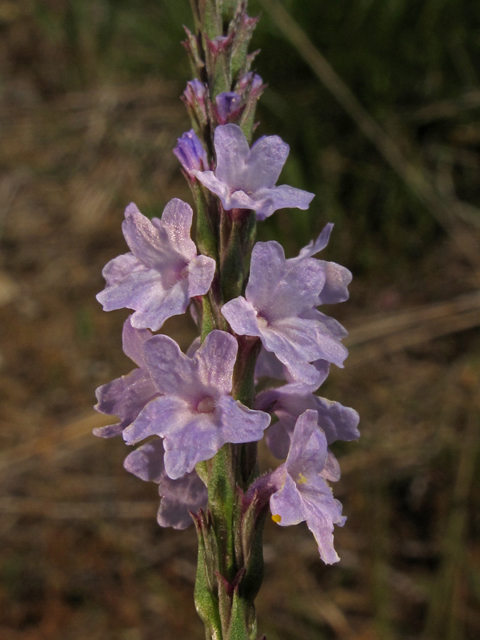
(93, 1), (359, 638)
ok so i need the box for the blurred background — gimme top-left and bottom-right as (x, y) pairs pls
(1, 0), (480, 638)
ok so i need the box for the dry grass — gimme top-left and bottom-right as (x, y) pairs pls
(0, 4), (480, 639)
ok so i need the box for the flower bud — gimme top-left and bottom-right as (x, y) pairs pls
(174, 129), (209, 175)
(215, 92), (243, 124)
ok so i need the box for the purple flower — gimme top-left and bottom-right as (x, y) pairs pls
(256, 382), (360, 460)
(192, 124), (314, 220)
(124, 439), (208, 530)
(183, 79), (207, 109)
(174, 129), (209, 175)
(122, 330), (271, 479)
(288, 223), (352, 305)
(215, 92), (243, 124)
(237, 72), (264, 96)
(96, 199), (216, 331)
(269, 410), (346, 564)
(221, 241), (348, 386)
(93, 317), (158, 438)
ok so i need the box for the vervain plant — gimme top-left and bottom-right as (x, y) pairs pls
(94, 1), (359, 638)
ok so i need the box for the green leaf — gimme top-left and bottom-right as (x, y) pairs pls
(208, 445), (237, 579)
(225, 590), (249, 640)
(193, 515), (223, 638)
(194, 183), (219, 261)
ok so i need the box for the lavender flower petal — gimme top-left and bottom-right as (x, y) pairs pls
(141, 334), (203, 396)
(289, 223), (352, 305)
(257, 382), (360, 459)
(215, 92), (242, 123)
(160, 198), (198, 260)
(322, 451), (341, 482)
(174, 129), (208, 175)
(183, 79), (206, 105)
(186, 336), (201, 358)
(252, 185), (315, 222)
(191, 170), (230, 203)
(94, 369), (158, 439)
(221, 296), (262, 338)
(317, 261), (352, 305)
(102, 252), (146, 287)
(122, 203), (170, 270)
(246, 242), (324, 321)
(269, 473), (304, 526)
(216, 395), (271, 443)
(285, 409), (328, 477)
(188, 255), (217, 298)
(93, 317), (157, 438)
(130, 280), (190, 331)
(214, 123), (250, 187)
(295, 224), (333, 261)
(242, 135), (289, 191)
(262, 317), (346, 377)
(303, 308), (349, 340)
(302, 485), (346, 564)
(121, 315), (153, 366)
(255, 349), (330, 388)
(158, 471), (208, 530)
(195, 330), (237, 394)
(124, 438), (166, 483)
(163, 416), (223, 479)
(124, 439), (207, 530)
(237, 72), (264, 94)
(123, 395), (190, 445)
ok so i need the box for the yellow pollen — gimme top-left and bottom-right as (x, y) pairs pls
(256, 315), (268, 329)
(271, 514), (282, 523)
(297, 472), (307, 485)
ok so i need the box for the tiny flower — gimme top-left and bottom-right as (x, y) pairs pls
(222, 241), (348, 386)
(288, 223), (352, 305)
(236, 72), (264, 96)
(215, 92), (243, 124)
(93, 317), (158, 438)
(96, 199), (216, 331)
(124, 439), (208, 530)
(174, 129), (209, 175)
(122, 330), (271, 480)
(256, 382), (360, 460)
(183, 79), (207, 109)
(206, 34), (232, 55)
(192, 124), (314, 220)
(269, 410), (346, 564)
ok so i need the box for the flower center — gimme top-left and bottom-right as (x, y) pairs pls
(161, 260), (189, 289)
(256, 313), (269, 329)
(297, 472), (308, 485)
(178, 263), (189, 280)
(196, 396), (216, 414)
